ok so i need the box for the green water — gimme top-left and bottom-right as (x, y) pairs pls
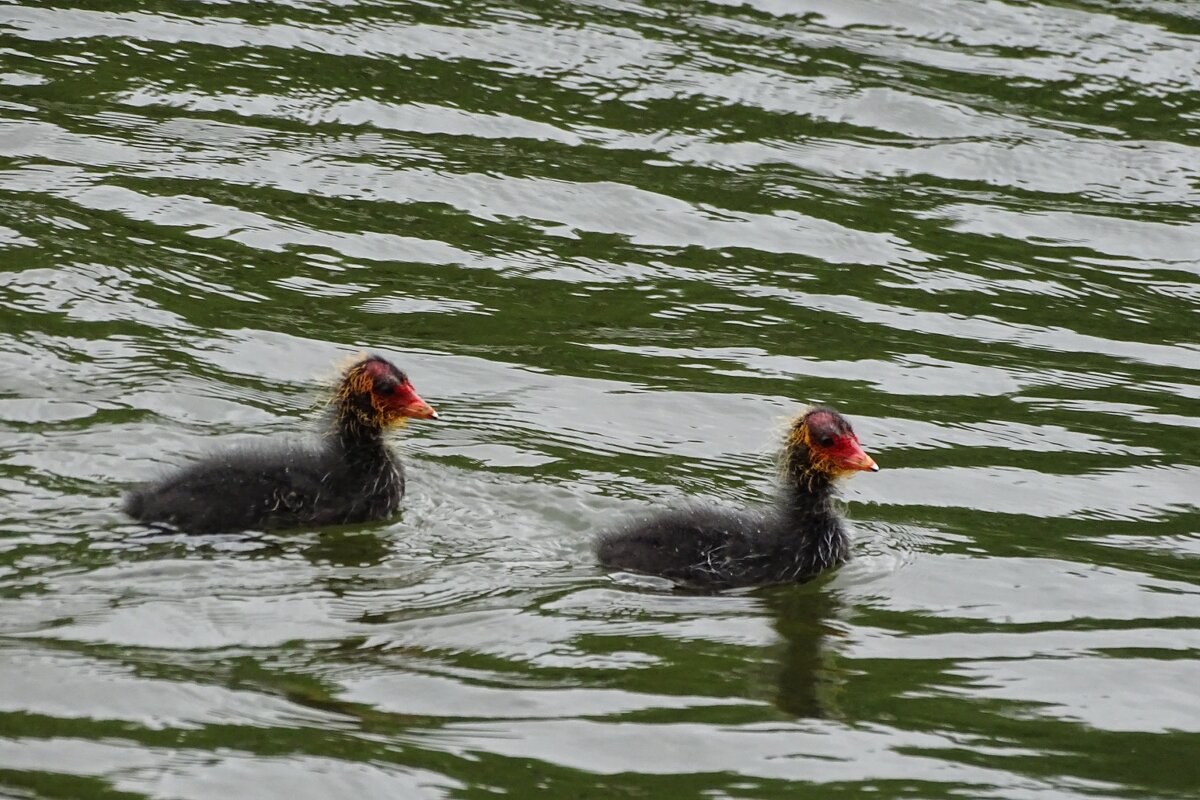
(1, 1), (1198, 797)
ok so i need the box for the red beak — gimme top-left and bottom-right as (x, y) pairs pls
(838, 437), (879, 472)
(397, 385), (439, 420)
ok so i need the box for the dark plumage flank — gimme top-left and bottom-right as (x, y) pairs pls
(595, 406), (877, 590)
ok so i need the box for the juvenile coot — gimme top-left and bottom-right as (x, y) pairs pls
(124, 354), (438, 533)
(595, 406), (878, 589)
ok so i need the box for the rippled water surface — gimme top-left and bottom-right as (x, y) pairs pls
(2, 1), (1199, 797)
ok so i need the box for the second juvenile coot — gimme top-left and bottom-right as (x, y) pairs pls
(595, 406), (878, 589)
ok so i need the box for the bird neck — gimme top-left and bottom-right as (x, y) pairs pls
(774, 468), (850, 575)
(330, 406), (390, 462)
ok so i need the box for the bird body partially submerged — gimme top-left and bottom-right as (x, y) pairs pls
(124, 355), (437, 534)
(595, 406), (877, 589)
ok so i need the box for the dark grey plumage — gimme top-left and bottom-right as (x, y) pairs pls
(595, 406), (875, 590)
(124, 355), (436, 534)
(123, 427), (404, 533)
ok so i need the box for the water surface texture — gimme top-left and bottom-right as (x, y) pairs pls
(2, 1), (1199, 798)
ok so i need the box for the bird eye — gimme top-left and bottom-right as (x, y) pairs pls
(818, 435), (835, 448)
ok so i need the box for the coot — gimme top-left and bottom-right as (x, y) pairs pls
(596, 406), (878, 589)
(124, 354), (438, 533)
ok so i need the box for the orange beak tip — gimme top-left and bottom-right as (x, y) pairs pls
(399, 400), (438, 420)
(842, 452), (878, 473)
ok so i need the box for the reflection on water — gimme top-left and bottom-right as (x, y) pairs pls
(763, 585), (843, 719)
(2, 0), (1199, 797)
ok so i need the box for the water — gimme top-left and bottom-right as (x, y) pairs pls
(1, 0), (1198, 797)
